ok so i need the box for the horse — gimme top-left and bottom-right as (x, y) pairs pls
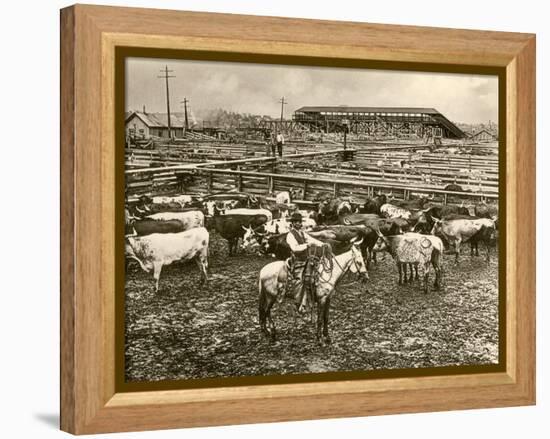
(258, 237), (368, 344)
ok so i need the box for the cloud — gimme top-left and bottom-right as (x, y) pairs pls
(126, 58), (498, 124)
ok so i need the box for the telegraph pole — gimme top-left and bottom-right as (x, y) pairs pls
(181, 98), (190, 131)
(278, 96), (287, 122)
(158, 65), (175, 139)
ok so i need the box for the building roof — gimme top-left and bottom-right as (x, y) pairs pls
(125, 111), (187, 128)
(469, 129), (497, 139)
(294, 106), (441, 114)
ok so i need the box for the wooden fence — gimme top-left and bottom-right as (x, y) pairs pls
(126, 165), (498, 204)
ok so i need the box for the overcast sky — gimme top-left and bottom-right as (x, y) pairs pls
(126, 57), (498, 124)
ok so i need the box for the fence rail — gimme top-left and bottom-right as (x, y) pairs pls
(127, 166), (498, 204)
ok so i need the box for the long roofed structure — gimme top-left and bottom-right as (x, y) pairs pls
(293, 106), (465, 139)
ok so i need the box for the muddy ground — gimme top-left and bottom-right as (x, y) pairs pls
(125, 233), (499, 382)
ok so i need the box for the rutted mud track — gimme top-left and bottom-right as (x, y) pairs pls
(125, 233), (499, 382)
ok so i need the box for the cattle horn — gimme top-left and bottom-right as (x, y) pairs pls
(241, 225), (251, 231)
(352, 237), (364, 246)
(125, 227), (138, 238)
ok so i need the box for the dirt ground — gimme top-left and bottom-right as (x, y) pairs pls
(125, 233), (499, 382)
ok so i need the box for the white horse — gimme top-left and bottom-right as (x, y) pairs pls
(258, 238), (368, 344)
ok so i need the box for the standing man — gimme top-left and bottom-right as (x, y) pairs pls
(271, 131), (277, 157)
(286, 212), (328, 314)
(276, 131), (285, 157)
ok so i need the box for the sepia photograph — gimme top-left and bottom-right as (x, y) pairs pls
(123, 57), (500, 384)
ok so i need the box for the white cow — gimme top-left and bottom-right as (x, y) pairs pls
(152, 194), (193, 207)
(204, 200), (239, 217)
(380, 203), (412, 220)
(275, 191), (291, 204)
(147, 210), (204, 230)
(125, 227), (209, 292)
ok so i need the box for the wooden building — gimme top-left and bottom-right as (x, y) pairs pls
(125, 111), (187, 139)
(292, 106), (465, 139)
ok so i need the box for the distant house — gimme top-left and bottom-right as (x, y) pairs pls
(469, 129), (498, 142)
(125, 111), (187, 139)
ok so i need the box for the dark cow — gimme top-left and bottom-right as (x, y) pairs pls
(126, 219), (186, 236)
(309, 224), (383, 266)
(212, 214), (269, 256)
(318, 197), (354, 224)
(339, 213), (380, 226)
(262, 233), (292, 260)
(359, 194), (387, 215)
(474, 201), (499, 219)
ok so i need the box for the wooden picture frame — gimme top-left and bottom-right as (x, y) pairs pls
(60, 4), (536, 434)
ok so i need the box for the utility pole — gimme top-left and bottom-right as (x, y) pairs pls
(278, 96), (287, 122)
(158, 65), (175, 139)
(180, 98), (190, 131)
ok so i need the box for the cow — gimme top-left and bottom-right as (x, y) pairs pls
(223, 207), (273, 222)
(308, 225), (375, 263)
(241, 216), (316, 253)
(431, 217), (497, 262)
(359, 193), (387, 215)
(373, 232), (443, 293)
(340, 213), (380, 226)
(380, 203), (412, 220)
(126, 218), (186, 236)
(125, 227), (209, 293)
(212, 213), (269, 256)
(152, 194), (193, 207)
(412, 204), (471, 233)
(204, 200), (239, 217)
(317, 197), (354, 224)
(202, 193), (259, 216)
(262, 233), (292, 260)
(146, 210), (204, 231)
(474, 201), (499, 220)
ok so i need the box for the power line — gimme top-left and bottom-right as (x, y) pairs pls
(279, 97), (287, 122)
(158, 66), (175, 139)
(180, 98), (190, 131)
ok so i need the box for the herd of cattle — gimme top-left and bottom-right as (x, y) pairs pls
(125, 190), (498, 297)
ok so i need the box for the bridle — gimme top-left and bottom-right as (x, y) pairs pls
(318, 242), (365, 286)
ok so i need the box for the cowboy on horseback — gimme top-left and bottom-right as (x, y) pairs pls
(286, 212), (331, 313)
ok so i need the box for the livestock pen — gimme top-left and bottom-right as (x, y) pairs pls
(124, 141), (500, 382)
(125, 146), (499, 205)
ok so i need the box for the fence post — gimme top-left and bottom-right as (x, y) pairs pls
(208, 171), (213, 193)
(237, 174), (243, 192)
(302, 180), (308, 200)
(333, 182), (339, 197)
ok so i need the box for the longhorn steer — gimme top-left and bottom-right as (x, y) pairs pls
(146, 210), (205, 231)
(125, 227), (210, 293)
(212, 214), (269, 256)
(431, 217), (496, 262)
(126, 219), (186, 236)
(380, 203), (412, 220)
(373, 232), (443, 293)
